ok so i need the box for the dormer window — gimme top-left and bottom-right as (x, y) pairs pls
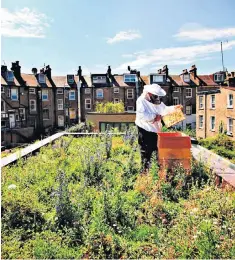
(124, 74), (136, 83)
(6, 71), (14, 82)
(152, 74), (165, 83)
(92, 76), (107, 84)
(183, 74), (190, 83)
(67, 75), (75, 84)
(214, 73), (224, 82)
(38, 73), (46, 83)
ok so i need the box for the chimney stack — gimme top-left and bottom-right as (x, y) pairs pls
(182, 69), (188, 74)
(77, 66), (82, 78)
(189, 65), (197, 79)
(32, 68), (38, 75)
(162, 65), (169, 78)
(11, 61), (21, 76)
(45, 65), (52, 79)
(127, 66), (131, 72)
(1, 65), (7, 75)
(107, 65), (111, 77)
(231, 71), (235, 78)
(158, 69), (162, 74)
(137, 71), (140, 77)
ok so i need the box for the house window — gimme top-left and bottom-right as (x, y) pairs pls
(183, 74), (190, 82)
(38, 73), (46, 83)
(186, 105), (192, 115)
(227, 94), (233, 108)
(96, 89), (103, 99)
(29, 88), (36, 94)
(6, 71), (14, 82)
(16, 108), (25, 121)
(173, 87), (179, 92)
(11, 88), (18, 101)
(57, 88), (63, 94)
(57, 99), (63, 110)
(227, 118), (233, 135)
(67, 75), (75, 84)
(210, 116), (215, 131)
(58, 115), (64, 127)
(69, 108), (76, 119)
(186, 88), (192, 98)
(30, 100), (36, 111)
(214, 73), (224, 82)
(127, 89), (134, 99)
(1, 100), (6, 112)
(173, 97), (179, 105)
(7, 89), (11, 97)
(85, 99), (91, 110)
(127, 106), (134, 111)
(152, 75), (164, 83)
(211, 95), (215, 109)
(199, 115), (203, 128)
(92, 75), (107, 84)
(43, 108), (49, 120)
(42, 89), (49, 101)
(114, 87), (119, 93)
(69, 90), (76, 100)
(124, 74), (136, 83)
(85, 88), (91, 94)
(1, 86), (4, 93)
(199, 96), (204, 109)
(114, 98), (119, 103)
(1, 120), (6, 128)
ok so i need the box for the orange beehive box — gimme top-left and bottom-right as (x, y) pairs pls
(157, 132), (191, 171)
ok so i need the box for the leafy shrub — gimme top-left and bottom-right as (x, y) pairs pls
(95, 101), (125, 113)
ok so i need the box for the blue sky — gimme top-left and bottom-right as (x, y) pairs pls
(1, 0), (235, 76)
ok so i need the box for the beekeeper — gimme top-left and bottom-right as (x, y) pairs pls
(135, 84), (182, 172)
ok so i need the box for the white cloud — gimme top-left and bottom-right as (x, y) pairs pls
(174, 25), (235, 41)
(114, 41), (235, 73)
(1, 7), (52, 38)
(107, 30), (141, 44)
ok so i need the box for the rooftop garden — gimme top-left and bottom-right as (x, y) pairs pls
(1, 129), (235, 259)
(95, 101), (125, 113)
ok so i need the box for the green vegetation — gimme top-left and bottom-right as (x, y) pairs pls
(95, 101), (125, 113)
(1, 129), (235, 259)
(198, 134), (235, 164)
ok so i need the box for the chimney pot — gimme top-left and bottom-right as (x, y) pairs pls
(127, 66), (131, 71)
(77, 66), (82, 77)
(16, 61), (19, 66)
(158, 69), (162, 74)
(231, 71), (235, 78)
(182, 69), (188, 74)
(32, 68), (38, 75)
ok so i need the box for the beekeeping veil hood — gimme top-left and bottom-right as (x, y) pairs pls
(143, 84), (166, 97)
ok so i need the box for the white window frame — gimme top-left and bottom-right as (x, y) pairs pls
(113, 87), (119, 94)
(114, 98), (119, 103)
(85, 99), (91, 110)
(92, 75), (107, 84)
(6, 71), (14, 82)
(30, 99), (36, 112)
(173, 97), (179, 105)
(211, 95), (215, 109)
(186, 105), (192, 115)
(57, 88), (63, 95)
(29, 88), (36, 94)
(210, 116), (215, 131)
(42, 89), (49, 101)
(96, 89), (104, 99)
(152, 74), (164, 83)
(16, 108), (26, 121)
(186, 88), (192, 98)
(127, 106), (134, 111)
(85, 99), (91, 109)
(1, 86), (4, 93)
(227, 118), (233, 135)
(7, 89), (11, 98)
(38, 73), (46, 84)
(173, 87), (179, 92)
(1, 100), (6, 112)
(57, 99), (63, 110)
(124, 74), (136, 83)
(85, 88), (91, 94)
(183, 74), (190, 83)
(69, 90), (76, 100)
(199, 115), (203, 129)
(43, 108), (49, 120)
(214, 73), (224, 82)
(127, 89), (134, 99)
(199, 96), (204, 109)
(11, 88), (18, 101)
(227, 94), (233, 108)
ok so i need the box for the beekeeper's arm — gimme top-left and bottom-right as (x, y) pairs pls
(136, 99), (156, 122)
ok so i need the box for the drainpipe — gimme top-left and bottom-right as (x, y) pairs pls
(77, 81), (81, 123)
(205, 94), (207, 138)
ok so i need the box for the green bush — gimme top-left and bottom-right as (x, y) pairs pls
(95, 101), (125, 113)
